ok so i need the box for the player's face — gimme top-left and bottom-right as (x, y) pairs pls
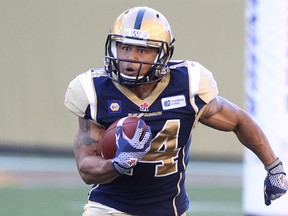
(116, 43), (159, 77)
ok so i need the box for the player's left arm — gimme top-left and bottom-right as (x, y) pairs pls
(200, 96), (276, 165)
(199, 96), (288, 205)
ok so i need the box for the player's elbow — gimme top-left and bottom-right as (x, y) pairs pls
(78, 169), (105, 185)
(76, 160), (96, 184)
(79, 171), (118, 185)
(77, 166), (94, 185)
(78, 160), (119, 185)
(79, 173), (94, 185)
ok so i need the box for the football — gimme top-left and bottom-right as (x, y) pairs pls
(100, 117), (147, 159)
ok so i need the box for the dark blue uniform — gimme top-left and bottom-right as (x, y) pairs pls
(65, 60), (218, 216)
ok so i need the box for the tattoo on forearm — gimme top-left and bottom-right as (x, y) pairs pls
(79, 117), (90, 132)
(75, 135), (98, 148)
(74, 118), (100, 148)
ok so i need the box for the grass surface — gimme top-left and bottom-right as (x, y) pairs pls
(188, 185), (242, 216)
(0, 186), (87, 216)
(0, 155), (243, 216)
(0, 184), (243, 216)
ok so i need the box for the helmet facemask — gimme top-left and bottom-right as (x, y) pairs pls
(105, 34), (174, 87)
(104, 7), (175, 87)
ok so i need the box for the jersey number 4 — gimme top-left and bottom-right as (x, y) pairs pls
(141, 119), (181, 177)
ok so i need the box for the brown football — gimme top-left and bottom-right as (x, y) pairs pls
(100, 117), (146, 159)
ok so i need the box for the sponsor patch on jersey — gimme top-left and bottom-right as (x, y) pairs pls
(161, 95), (186, 110)
(108, 100), (122, 114)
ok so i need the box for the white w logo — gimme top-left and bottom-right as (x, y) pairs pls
(132, 30), (141, 38)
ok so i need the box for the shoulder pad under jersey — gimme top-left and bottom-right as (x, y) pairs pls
(64, 69), (107, 118)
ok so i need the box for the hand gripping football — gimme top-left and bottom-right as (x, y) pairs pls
(100, 117), (147, 159)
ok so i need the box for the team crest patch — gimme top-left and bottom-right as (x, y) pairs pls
(139, 101), (150, 112)
(108, 100), (122, 114)
(161, 95), (186, 110)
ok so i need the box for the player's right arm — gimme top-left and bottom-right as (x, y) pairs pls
(74, 117), (120, 185)
(64, 71), (119, 184)
(65, 71), (151, 182)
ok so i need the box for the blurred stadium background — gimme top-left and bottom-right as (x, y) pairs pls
(0, 0), (245, 215)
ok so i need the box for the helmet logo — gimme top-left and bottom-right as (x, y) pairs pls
(105, 7), (174, 86)
(124, 28), (148, 39)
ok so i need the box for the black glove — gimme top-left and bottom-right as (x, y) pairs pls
(264, 158), (288, 206)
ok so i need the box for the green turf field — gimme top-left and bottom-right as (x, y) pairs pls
(0, 185), (242, 216)
(0, 154), (243, 216)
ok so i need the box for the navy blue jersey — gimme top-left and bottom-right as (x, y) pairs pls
(65, 60), (218, 216)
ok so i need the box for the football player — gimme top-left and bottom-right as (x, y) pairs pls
(64, 6), (288, 216)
